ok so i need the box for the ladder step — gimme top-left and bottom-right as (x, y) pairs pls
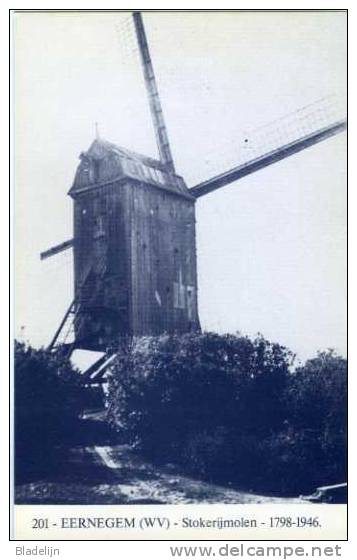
(49, 257), (108, 355)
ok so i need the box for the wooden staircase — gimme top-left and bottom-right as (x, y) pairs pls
(47, 255), (116, 384)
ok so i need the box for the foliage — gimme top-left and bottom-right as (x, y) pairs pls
(14, 341), (83, 482)
(106, 335), (346, 494)
(285, 350), (347, 433)
(107, 333), (290, 484)
(272, 350), (347, 492)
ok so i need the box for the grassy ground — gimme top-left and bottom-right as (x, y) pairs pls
(16, 443), (308, 505)
(15, 414), (307, 505)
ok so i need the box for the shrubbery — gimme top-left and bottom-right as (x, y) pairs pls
(272, 350), (347, 493)
(15, 334), (346, 495)
(14, 342), (83, 482)
(106, 333), (347, 494)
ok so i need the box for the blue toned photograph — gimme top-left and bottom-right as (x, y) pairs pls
(13, 10), (347, 507)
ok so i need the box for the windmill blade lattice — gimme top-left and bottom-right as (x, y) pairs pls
(190, 94), (346, 190)
(115, 15), (139, 64)
(241, 95), (346, 162)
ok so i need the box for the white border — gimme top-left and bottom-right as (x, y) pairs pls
(3, 1), (353, 558)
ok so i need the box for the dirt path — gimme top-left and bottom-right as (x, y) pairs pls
(16, 444), (307, 505)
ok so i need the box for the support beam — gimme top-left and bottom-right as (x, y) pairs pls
(190, 119), (347, 199)
(47, 299), (76, 351)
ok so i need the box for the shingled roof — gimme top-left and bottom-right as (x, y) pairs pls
(69, 138), (194, 200)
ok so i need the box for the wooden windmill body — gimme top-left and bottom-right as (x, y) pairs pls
(69, 139), (199, 351)
(41, 12), (346, 370)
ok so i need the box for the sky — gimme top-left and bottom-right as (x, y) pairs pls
(14, 10), (347, 363)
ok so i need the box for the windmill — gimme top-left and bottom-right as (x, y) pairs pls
(40, 12), (346, 383)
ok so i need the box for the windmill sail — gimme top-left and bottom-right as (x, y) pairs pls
(190, 118), (346, 198)
(40, 238), (74, 260)
(133, 12), (176, 173)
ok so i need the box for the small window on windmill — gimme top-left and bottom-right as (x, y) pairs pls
(81, 157), (90, 178)
(129, 162), (136, 175)
(132, 162), (142, 177)
(173, 281), (186, 309)
(187, 286), (195, 319)
(121, 159), (129, 174)
(118, 156), (125, 174)
(136, 163), (145, 179)
(173, 283), (179, 308)
(156, 170), (166, 185)
(148, 167), (157, 183)
(95, 159), (101, 182)
(89, 159), (100, 183)
(126, 160), (137, 176)
(143, 165), (152, 182)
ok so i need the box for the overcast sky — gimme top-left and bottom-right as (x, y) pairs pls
(14, 10), (347, 362)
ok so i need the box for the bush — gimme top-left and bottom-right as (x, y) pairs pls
(14, 341), (83, 482)
(276, 350), (347, 493)
(106, 335), (346, 495)
(285, 350), (347, 433)
(106, 332), (294, 482)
